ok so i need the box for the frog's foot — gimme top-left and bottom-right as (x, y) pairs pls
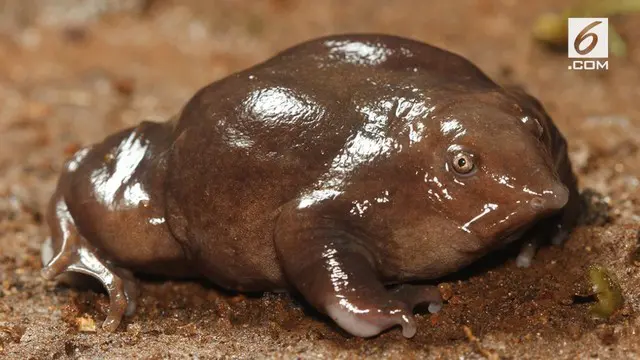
(516, 219), (573, 268)
(323, 285), (442, 338)
(41, 235), (137, 332)
(516, 236), (540, 268)
(326, 298), (417, 338)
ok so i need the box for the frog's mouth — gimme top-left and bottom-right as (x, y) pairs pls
(465, 225), (531, 257)
(453, 224), (531, 256)
(478, 224), (533, 251)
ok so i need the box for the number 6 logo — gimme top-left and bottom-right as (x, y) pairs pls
(574, 21), (601, 55)
(568, 18), (608, 59)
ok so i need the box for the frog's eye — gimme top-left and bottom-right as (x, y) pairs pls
(451, 152), (475, 175)
(521, 116), (543, 138)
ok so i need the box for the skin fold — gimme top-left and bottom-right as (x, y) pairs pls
(41, 34), (581, 337)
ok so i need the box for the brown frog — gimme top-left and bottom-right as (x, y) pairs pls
(41, 34), (580, 338)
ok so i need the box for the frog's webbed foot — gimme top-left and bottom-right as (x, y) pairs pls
(275, 207), (442, 338)
(41, 200), (137, 332)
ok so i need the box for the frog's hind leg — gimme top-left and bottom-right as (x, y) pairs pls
(41, 198), (137, 332)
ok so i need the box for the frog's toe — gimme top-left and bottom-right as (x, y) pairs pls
(41, 241), (75, 280)
(100, 273), (137, 332)
(516, 240), (537, 268)
(116, 268), (138, 316)
(102, 284), (127, 331)
(40, 237), (55, 269)
(428, 301), (443, 313)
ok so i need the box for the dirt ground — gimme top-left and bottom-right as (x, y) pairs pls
(0, 0), (639, 358)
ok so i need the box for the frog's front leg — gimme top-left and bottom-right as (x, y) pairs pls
(41, 196), (137, 332)
(516, 192), (581, 267)
(275, 206), (442, 338)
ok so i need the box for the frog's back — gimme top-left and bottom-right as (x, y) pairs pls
(169, 34), (498, 193)
(175, 34), (496, 135)
(264, 34), (494, 87)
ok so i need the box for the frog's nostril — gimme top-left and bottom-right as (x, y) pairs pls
(530, 197), (545, 210)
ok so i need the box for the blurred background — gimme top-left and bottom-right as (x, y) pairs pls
(0, 1), (638, 358)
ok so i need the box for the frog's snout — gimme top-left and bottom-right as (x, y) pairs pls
(529, 183), (569, 212)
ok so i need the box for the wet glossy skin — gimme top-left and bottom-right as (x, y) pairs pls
(41, 34), (580, 338)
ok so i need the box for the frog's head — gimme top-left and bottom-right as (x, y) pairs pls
(418, 92), (569, 253)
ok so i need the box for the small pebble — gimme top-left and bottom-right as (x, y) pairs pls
(439, 283), (453, 301)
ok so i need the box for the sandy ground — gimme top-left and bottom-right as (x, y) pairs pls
(0, 0), (639, 358)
